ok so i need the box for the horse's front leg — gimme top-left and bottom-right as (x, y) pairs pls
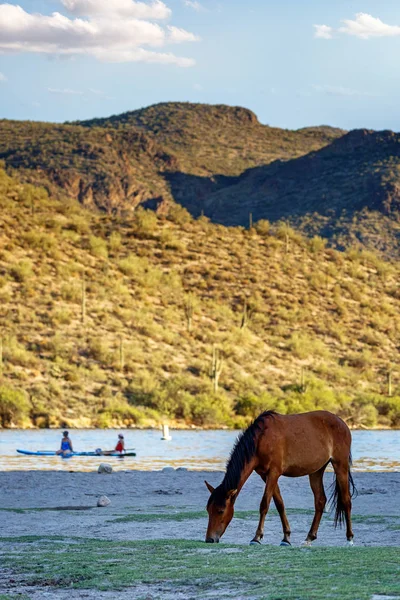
(273, 483), (291, 546)
(250, 472), (279, 545)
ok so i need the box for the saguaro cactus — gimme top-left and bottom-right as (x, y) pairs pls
(240, 298), (255, 329)
(184, 293), (195, 333)
(300, 367), (308, 394)
(210, 345), (223, 393)
(241, 299), (249, 329)
(119, 336), (124, 372)
(81, 276), (86, 324)
(387, 370), (393, 397)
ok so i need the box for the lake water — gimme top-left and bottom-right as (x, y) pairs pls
(0, 429), (399, 472)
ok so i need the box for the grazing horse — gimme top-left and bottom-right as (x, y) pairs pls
(205, 410), (356, 546)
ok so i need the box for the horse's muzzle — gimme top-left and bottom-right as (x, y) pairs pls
(205, 537), (219, 543)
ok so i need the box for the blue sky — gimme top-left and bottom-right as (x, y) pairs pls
(1, 0), (400, 129)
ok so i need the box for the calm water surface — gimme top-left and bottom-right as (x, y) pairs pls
(0, 429), (399, 472)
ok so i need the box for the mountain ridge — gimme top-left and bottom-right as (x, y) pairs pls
(2, 102), (400, 256)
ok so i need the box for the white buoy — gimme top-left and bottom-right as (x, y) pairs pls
(161, 424), (172, 441)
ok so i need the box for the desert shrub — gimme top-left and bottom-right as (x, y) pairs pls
(284, 379), (345, 415)
(2, 337), (37, 368)
(308, 236), (327, 254)
(374, 396), (400, 427)
(287, 332), (329, 359)
(108, 231), (122, 254)
(118, 255), (147, 277)
(22, 231), (57, 253)
(18, 183), (48, 208)
(234, 392), (273, 419)
(96, 396), (144, 427)
(60, 281), (82, 303)
(254, 219), (271, 236)
(167, 204), (192, 225)
(51, 308), (73, 326)
(0, 385), (30, 427)
(89, 235), (108, 259)
(134, 207), (158, 238)
(159, 229), (185, 251)
(190, 393), (233, 426)
(67, 214), (91, 234)
(87, 337), (112, 365)
(340, 398), (379, 428)
(343, 350), (372, 371)
(9, 260), (33, 283)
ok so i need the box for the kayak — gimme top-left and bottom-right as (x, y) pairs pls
(16, 449), (136, 457)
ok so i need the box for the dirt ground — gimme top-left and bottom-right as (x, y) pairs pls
(0, 469), (399, 545)
(0, 470), (399, 599)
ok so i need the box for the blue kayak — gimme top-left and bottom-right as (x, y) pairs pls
(17, 449), (136, 457)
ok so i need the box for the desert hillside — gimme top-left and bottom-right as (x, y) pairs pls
(0, 101), (344, 223)
(0, 166), (399, 429)
(2, 103), (400, 258)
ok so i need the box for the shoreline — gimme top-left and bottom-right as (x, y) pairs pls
(0, 470), (399, 548)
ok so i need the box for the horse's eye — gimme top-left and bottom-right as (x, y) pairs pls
(217, 509), (224, 515)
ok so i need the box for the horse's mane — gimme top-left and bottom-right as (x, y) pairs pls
(208, 410), (276, 506)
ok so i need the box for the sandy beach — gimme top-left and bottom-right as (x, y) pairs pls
(1, 469), (399, 599)
(1, 469), (399, 545)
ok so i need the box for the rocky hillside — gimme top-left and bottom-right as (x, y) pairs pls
(0, 102), (343, 216)
(2, 103), (400, 257)
(199, 129), (400, 256)
(0, 166), (399, 429)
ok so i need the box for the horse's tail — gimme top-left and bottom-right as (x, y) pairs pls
(330, 453), (357, 528)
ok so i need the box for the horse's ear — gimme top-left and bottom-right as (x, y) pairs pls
(205, 480), (215, 494)
(227, 489), (238, 503)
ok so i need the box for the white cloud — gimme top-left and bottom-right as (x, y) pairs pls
(339, 13), (400, 39)
(0, 72), (7, 82)
(48, 87), (84, 95)
(167, 25), (200, 43)
(314, 24), (333, 39)
(315, 13), (400, 41)
(183, 0), (203, 11)
(61, 0), (171, 19)
(0, 2), (198, 67)
(312, 84), (379, 98)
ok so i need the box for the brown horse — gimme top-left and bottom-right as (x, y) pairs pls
(205, 410), (356, 546)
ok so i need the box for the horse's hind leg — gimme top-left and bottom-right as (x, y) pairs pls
(273, 483), (291, 546)
(250, 471), (279, 545)
(332, 461), (354, 544)
(304, 466), (327, 546)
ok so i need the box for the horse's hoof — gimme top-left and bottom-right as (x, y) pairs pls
(347, 539), (354, 547)
(280, 541), (291, 547)
(301, 540), (312, 547)
(249, 540), (262, 546)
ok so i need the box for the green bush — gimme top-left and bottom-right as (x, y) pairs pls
(10, 260), (33, 283)
(89, 235), (108, 259)
(167, 204), (192, 225)
(0, 385), (30, 427)
(234, 392), (272, 419)
(134, 207), (158, 238)
(108, 231), (122, 254)
(254, 219), (271, 236)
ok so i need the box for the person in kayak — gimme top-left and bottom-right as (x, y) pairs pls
(56, 431), (73, 456)
(115, 434), (125, 454)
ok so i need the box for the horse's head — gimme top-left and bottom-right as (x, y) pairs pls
(205, 480), (237, 543)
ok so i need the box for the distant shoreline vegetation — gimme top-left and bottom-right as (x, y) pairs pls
(0, 165), (400, 431)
